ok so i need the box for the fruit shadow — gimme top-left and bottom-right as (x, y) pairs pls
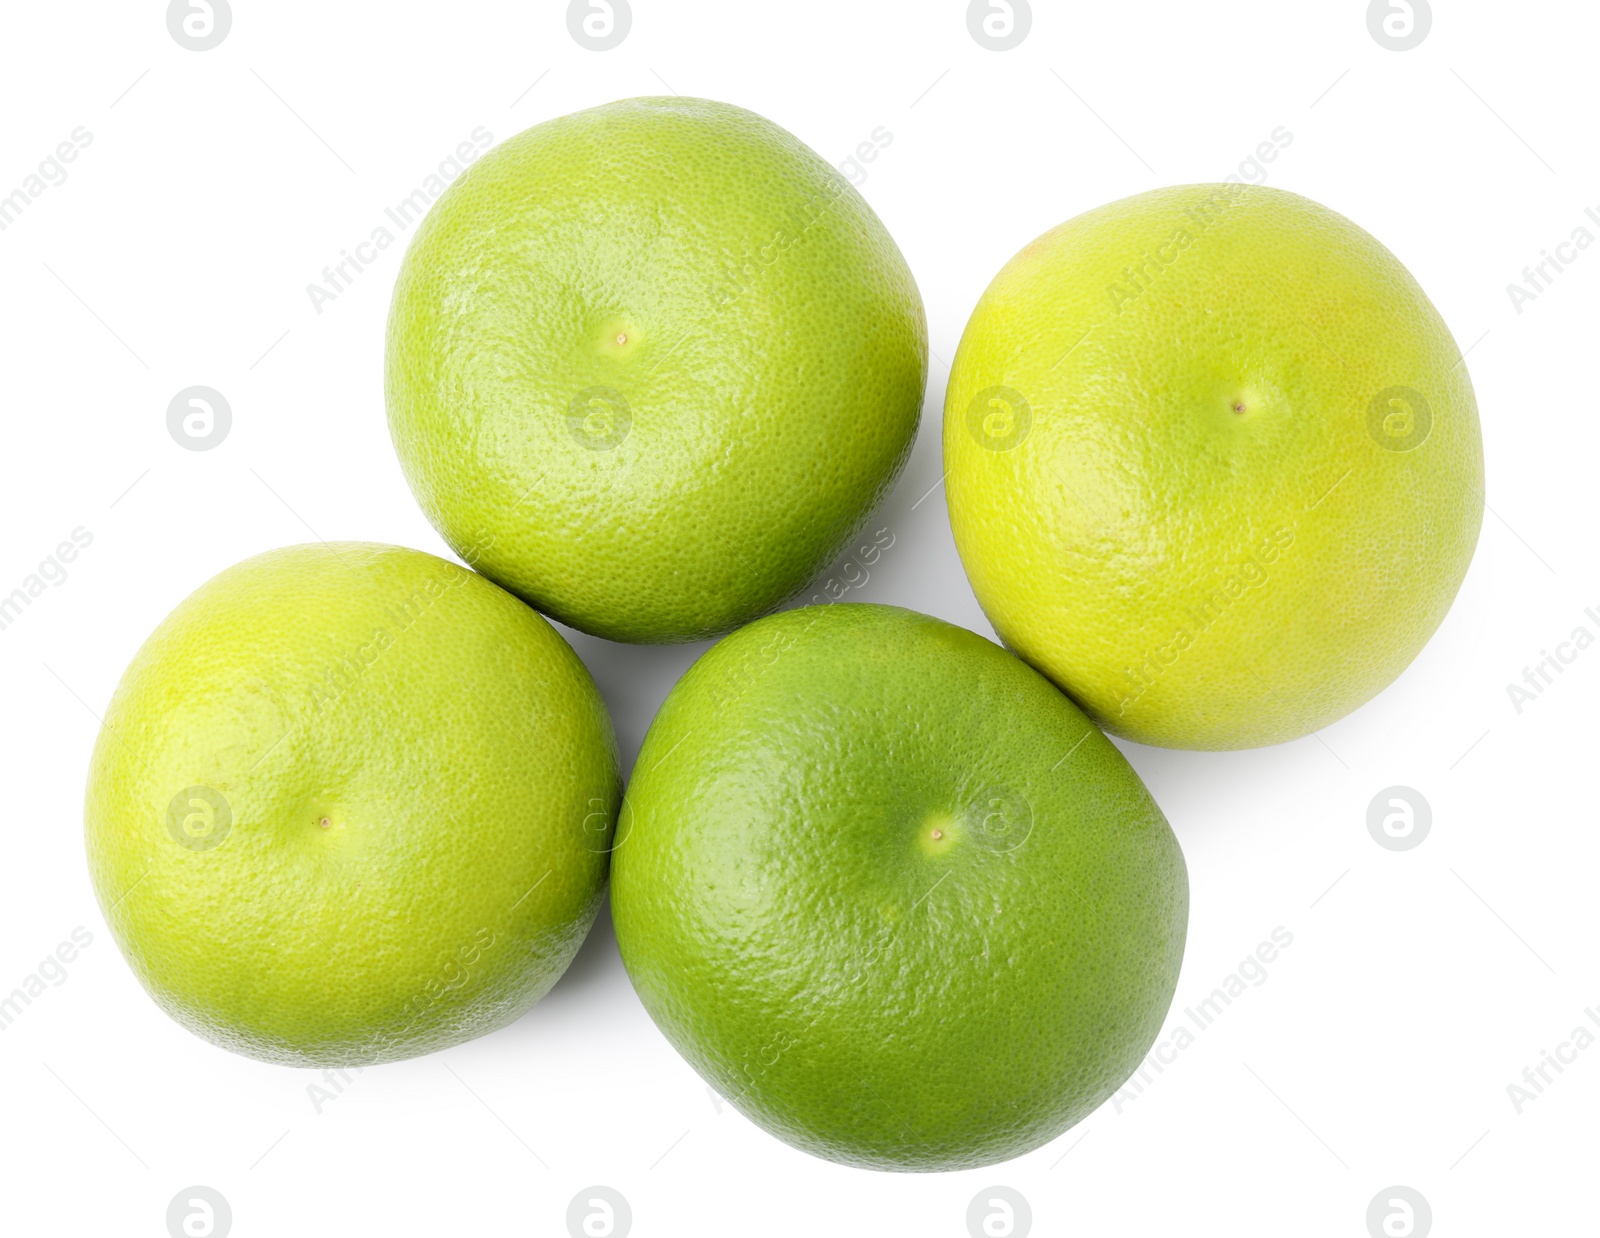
(541, 893), (626, 1007)
(524, 630), (713, 1026)
(512, 630), (712, 1029)
(553, 623), (717, 780)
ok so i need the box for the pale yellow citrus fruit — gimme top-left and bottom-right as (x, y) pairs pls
(386, 97), (927, 644)
(945, 184), (1484, 749)
(84, 542), (620, 1065)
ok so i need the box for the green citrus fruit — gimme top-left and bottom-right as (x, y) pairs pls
(611, 603), (1187, 1171)
(84, 543), (620, 1066)
(386, 96), (927, 644)
(945, 184), (1484, 749)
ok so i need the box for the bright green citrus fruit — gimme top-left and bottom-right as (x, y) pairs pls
(386, 96), (927, 644)
(945, 184), (1484, 749)
(84, 543), (620, 1066)
(611, 603), (1187, 1171)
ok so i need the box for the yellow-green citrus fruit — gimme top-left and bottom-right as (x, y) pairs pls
(945, 184), (1484, 749)
(84, 543), (620, 1066)
(386, 97), (927, 644)
(612, 603), (1187, 1171)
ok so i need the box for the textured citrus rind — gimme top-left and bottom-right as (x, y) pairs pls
(84, 542), (620, 1066)
(945, 184), (1484, 748)
(613, 603), (1187, 1170)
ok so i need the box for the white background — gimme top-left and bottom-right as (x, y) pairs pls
(0, 1), (1593, 1234)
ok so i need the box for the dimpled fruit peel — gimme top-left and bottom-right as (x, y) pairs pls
(84, 543), (620, 1066)
(386, 96), (927, 644)
(944, 184), (1483, 749)
(611, 603), (1187, 1170)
